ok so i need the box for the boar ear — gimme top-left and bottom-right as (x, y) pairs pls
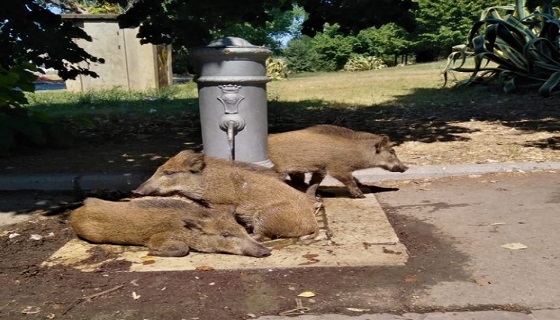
(373, 135), (389, 153)
(227, 205), (237, 216)
(185, 152), (206, 173)
(183, 218), (203, 231)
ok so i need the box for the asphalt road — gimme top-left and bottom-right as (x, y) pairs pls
(259, 169), (560, 319)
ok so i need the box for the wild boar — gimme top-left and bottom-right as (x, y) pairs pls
(133, 151), (321, 241)
(69, 197), (271, 258)
(268, 124), (408, 198)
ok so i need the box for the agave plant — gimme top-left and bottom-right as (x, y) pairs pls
(443, 0), (560, 96)
(266, 57), (289, 81)
(343, 55), (387, 71)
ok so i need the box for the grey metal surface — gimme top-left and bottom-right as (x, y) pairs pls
(191, 37), (273, 166)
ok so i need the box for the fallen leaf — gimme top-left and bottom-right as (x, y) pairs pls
(298, 291), (316, 298)
(474, 278), (491, 286)
(8, 232), (20, 239)
(21, 306), (41, 314)
(29, 234), (43, 241)
(195, 265), (215, 271)
(404, 275), (417, 283)
(1, 230), (14, 237)
(132, 291), (141, 300)
(501, 243), (528, 250)
(383, 247), (402, 255)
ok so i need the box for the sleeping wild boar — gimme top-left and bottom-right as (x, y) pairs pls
(268, 124), (408, 198)
(133, 151), (322, 241)
(70, 197), (271, 257)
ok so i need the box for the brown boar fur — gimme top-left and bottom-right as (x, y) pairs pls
(305, 124), (386, 140)
(69, 196), (271, 257)
(268, 124), (408, 198)
(133, 151), (321, 241)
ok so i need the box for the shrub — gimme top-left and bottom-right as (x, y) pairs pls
(343, 55), (387, 71)
(266, 58), (289, 80)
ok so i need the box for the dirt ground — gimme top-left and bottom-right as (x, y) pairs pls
(2, 172), (546, 320)
(1, 90), (559, 175)
(0, 90), (558, 319)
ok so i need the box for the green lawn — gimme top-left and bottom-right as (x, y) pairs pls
(26, 61), (484, 119)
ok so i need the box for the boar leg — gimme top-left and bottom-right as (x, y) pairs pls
(252, 232), (272, 242)
(147, 231), (191, 257)
(308, 171), (327, 187)
(288, 172), (306, 185)
(329, 171), (365, 198)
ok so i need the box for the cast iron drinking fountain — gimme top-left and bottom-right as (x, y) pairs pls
(191, 37), (273, 167)
(192, 37), (332, 246)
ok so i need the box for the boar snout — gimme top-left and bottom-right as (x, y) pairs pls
(244, 244), (272, 258)
(132, 188), (146, 196)
(133, 180), (155, 196)
(391, 163), (409, 173)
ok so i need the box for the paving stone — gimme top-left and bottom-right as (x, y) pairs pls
(531, 309), (560, 320)
(402, 311), (536, 320)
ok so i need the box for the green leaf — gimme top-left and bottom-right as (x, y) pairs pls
(0, 126), (15, 150)
(538, 71), (560, 97)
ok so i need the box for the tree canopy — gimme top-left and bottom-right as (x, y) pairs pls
(113, 0), (417, 48)
(1, 0), (103, 103)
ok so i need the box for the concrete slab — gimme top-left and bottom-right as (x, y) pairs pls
(42, 194), (408, 271)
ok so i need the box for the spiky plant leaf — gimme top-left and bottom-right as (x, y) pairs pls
(443, 0), (560, 96)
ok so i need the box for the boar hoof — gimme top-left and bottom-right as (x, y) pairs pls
(251, 233), (272, 242)
(148, 239), (191, 257)
(298, 229), (329, 245)
(148, 246), (191, 257)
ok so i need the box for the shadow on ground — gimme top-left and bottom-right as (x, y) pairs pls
(268, 85), (560, 148)
(1, 84), (558, 175)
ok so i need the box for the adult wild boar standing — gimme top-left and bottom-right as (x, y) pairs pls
(133, 151), (321, 241)
(70, 197), (271, 257)
(268, 124), (408, 198)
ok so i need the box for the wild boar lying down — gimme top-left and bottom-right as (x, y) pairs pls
(70, 197), (271, 257)
(268, 124), (408, 198)
(133, 150), (321, 241)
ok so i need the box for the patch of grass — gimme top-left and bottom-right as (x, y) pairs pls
(268, 61), (475, 107)
(25, 82), (199, 118)
(25, 61), (487, 120)
(24, 61), (558, 140)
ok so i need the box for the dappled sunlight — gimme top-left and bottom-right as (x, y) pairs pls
(524, 136), (560, 151)
(269, 67), (447, 106)
(267, 62), (559, 166)
(3, 62), (558, 174)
